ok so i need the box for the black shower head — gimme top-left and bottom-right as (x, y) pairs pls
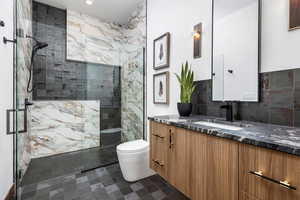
(26, 35), (48, 50)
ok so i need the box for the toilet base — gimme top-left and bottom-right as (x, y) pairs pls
(117, 149), (155, 182)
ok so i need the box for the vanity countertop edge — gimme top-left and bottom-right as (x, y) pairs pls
(148, 115), (300, 157)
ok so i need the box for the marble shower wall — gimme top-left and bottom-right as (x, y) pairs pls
(121, 50), (145, 141)
(31, 3), (121, 159)
(67, 10), (123, 66)
(66, 1), (146, 141)
(121, 3), (146, 141)
(31, 101), (100, 158)
(16, 0), (32, 178)
(32, 2), (121, 104)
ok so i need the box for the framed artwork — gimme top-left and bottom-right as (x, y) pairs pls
(153, 33), (170, 70)
(153, 72), (169, 104)
(289, 0), (300, 31)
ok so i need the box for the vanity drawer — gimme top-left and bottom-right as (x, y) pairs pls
(150, 121), (168, 139)
(239, 144), (300, 200)
(149, 121), (169, 179)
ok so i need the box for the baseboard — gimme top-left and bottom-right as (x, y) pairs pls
(5, 185), (15, 200)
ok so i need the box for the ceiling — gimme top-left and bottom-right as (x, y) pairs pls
(34, 0), (144, 24)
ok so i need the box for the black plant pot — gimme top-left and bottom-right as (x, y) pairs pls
(177, 103), (192, 117)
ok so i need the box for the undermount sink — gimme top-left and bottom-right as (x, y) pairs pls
(193, 121), (244, 131)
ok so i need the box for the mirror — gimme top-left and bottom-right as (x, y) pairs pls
(212, 0), (260, 102)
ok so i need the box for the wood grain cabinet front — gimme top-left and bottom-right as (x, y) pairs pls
(149, 121), (239, 200)
(239, 144), (300, 200)
(167, 127), (191, 197)
(189, 131), (239, 200)
(149, 121), (300, 200)
(149, 121), (168, 180)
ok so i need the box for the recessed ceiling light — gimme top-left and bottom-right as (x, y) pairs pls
(85, 0), (94, 5)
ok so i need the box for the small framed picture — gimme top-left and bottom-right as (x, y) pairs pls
(153, 33), (170, 70)
(289, 0), (300, 31)
(153, 72), (169, 104)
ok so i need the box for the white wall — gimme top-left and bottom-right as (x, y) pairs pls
(147, 0), (212, 117)
(261, 0), (300, 72)
(0, 0), (14, 198)
(147, 0), (300, 117)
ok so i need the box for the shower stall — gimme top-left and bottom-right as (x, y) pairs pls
(13, 0), (146, 199)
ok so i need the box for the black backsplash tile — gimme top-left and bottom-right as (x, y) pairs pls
(269, 108), (294, 126)
(269, 89), (293, 109)
(192, 69), (300, 127)
(269, 70), (294, 90)
(294, 110), (300, 127)
(294, 89), (300, 109)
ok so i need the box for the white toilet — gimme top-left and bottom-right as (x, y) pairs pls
(117, 139), (155, 182)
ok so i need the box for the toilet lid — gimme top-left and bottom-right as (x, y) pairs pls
(117, 140), (149, 153)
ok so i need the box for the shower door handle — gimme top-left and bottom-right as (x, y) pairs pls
(6, 108), (27, 135)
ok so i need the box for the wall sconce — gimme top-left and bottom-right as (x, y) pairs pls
(193, 23), (202, 59)
(86, 0), (94, 5)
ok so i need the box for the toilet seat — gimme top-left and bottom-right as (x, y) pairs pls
(117, 139), (148, 153)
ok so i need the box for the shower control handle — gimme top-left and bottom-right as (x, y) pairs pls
(3, 37), (17, 44)
(0, 20), (5, 27)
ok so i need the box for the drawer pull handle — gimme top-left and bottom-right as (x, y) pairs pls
(169, 129), (175, 149)
(153, 134), (165, 139)
(153, 159), (164, 167)
(249, 171), (297, 191)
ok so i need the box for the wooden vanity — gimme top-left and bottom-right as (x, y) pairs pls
(149, 121), (300, 200)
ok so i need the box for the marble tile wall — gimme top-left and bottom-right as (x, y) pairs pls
(30, 101), (100, 158)
(191, 69), (300, 127)
(121, 50), (145, 141)
(32, 2), (121, 144)
(32, 2), (121, 104)
(67, 11), (123, 66)
(121, 2), (146, 141)
(30, 1), (145, 161)
(16, 0), (32, 178)
(66, 1), (146, 141)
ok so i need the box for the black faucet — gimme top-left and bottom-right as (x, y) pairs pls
(220, 103), (233, 122)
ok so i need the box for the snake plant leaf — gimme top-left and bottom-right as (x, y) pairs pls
(175, 61), (195, 103)
(175, 74), (182, 84)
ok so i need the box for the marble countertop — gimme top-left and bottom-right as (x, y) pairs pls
(148, 115), (300, 157)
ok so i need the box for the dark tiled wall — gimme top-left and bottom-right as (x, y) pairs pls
(100, 108), (121, 130)
(192, 69), (300, 127)
(32, 2), (120, 107)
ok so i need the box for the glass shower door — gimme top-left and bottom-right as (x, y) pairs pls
(14, 0), (32, 199)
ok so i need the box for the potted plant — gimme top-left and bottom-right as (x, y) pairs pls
(175, 62), (195, 117)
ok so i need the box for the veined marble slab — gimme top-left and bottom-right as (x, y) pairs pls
(66, 1), (146, 142)
(121, 49), (145, 141)
(67, 10), (124, 65)
(17, 0), (32, 178)
(66, 1), (146, 67)
(31, 101), (100, 158)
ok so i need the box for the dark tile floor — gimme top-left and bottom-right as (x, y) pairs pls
(21, 164), (189, 200)
(21, 146), (118, 186)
